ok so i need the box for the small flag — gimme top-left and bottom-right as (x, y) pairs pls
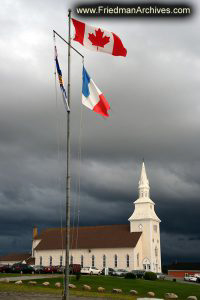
(54, 46), (70, 111)
(82, 66), (110, 117)
(72, 18), (127, 57)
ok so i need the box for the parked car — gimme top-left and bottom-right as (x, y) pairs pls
(101, 267), (115, 275)
(33, 265), (45, 274)
(184, 275), (197, 282)
(57, 266), (65, 273)
(43, 265), (58, 274)
(11, 263), (34, 274)
(69, 264), (81, 274)
(0, 264), (12, 273)
(156, 272), (165, 280)
(81, 266), (101, 275)
(130, 270), (146, 278)
(112, 269), (128, 276)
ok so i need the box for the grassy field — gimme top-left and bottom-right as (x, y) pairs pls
(0, 275), (200, 299)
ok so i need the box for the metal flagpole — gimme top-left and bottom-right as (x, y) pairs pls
(53, 10), (84, 300)
(64, 8), (71, 300)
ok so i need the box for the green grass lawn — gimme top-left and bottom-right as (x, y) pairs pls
(0, 275), (200, 299)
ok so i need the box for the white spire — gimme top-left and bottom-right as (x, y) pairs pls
(128, 161), (160, 223)
(139, 161), (149, 189)
(138, 161), (150, 199)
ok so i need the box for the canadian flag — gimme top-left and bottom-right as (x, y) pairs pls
(72, 18), (127, 57)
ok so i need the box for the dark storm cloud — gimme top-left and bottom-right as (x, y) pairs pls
(0, 0), (200, 263)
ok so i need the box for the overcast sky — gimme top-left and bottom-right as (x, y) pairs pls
(0, 0), (200, 264)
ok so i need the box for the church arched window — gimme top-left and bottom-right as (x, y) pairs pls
(114, 254), (117, 268)
(103, 255), (106, 267)
(40, 256), (42, 266)
(49, 256), (52, 266)
(155, 247), (158, 257)
(126, 254), (129, 268)
(137, 253), (139, 267)
(153, 225), (157, 232)
(92, 255), (95, 267)
(60, 256), (63, 266)
(70, 255), (73, 264)
(81, 255), (84, 267)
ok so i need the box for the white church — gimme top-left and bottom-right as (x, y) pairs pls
(32, 162), (162, 272)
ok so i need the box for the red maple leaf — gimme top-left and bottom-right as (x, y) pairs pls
(88, 29), (110, 48)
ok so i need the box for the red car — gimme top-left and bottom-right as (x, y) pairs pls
(43, 266), (58, 273)
(0, 264), (12, 273)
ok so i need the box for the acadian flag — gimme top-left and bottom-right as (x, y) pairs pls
(82, 66), (110, 117)
(72, 18), (127, 57)
(54, 46), (70, 111)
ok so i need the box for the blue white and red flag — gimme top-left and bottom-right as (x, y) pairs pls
(82, 66), (110, 117)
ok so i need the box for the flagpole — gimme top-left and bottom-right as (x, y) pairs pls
(64, 8), (71, 300)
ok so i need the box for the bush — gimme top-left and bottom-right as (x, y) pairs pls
(125, 272), (136, 279)
(75, 272), (81, 281)
(136, 273), (144, 279)
(144, 272), (157, 281)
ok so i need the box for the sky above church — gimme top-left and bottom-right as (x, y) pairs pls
(0, 0), (200, 264)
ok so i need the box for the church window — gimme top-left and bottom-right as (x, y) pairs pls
(40, 256), (42, 266)
(81, 255), (84, 267)
(49, 256), (52, 266)
(155, 247), (158, 257)
(103, 255), (106, 267)
(114, 254), (118, 267)
(137, 253), (139, 267)
(92, 255), (95, 267)
(148, 265), (151, 270)
(153, 225), (157, 232)
(70, 255), (73, 264)
(126, 254), (129, 268)
(139, 224), (143, 231)
(60, 256), (63, 266)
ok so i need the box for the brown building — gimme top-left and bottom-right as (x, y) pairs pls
(168, 262), (200, 278)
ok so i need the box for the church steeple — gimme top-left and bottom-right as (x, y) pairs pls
(128, 161), (160, 222)
(139, 161), (150, 199)
(128, 161), (162, 273)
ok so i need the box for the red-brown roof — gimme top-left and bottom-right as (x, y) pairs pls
(35, 224), (142, 251)
(0, 252), (31, 262)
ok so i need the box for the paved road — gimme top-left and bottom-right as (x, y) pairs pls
(0, 275), (63, 282)
(165, 275), (200, 285)
(0, 293), (108, 300)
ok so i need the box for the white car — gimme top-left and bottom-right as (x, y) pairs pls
(112, 268), (128, 276)
(81, 266), (101, 275)
(184, 275), (197, 282)
(157, 272), (165, 280)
